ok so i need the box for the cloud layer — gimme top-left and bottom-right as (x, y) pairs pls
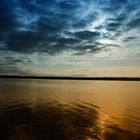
(0, 0), (140, 75)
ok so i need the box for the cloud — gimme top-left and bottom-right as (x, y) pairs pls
(58, 0), (80, 10)
(123, 36), (137, 42)
(73, 31), (100, 40)
(0, 0), (140, 75)
(0, 59), (30, 75)
(127, 18), (140, 29)
(0, 0), (104, 55)
(0, 50), (33, 75)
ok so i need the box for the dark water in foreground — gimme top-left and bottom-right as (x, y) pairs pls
(0, 80), (140, 140)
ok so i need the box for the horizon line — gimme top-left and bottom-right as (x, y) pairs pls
(0, 75), (140, 81)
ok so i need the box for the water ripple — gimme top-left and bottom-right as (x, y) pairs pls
(0, 80), (140, 140)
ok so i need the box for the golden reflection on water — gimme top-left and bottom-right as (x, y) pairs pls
(0, 79), (140, 140)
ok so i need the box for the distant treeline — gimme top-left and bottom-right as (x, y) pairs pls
(0, 75), (140, 81)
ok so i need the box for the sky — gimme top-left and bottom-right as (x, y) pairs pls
(0, 0), (140, 77)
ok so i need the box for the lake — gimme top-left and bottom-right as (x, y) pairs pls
(0, 79), (140, 140)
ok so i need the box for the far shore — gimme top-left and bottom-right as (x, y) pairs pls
(0, 75), (140, 81)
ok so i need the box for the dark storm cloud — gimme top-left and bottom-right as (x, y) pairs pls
(73, 13), (97, 29)
(101, 0), (140, 14)
(0, 0), (19, 42)
(73, 31), (100, 40)
(0, 1), (17, 32)
(58, 0), (80, 9)
(0, 0), (138, 54)
(127, 18), (140, 29)
(106, 22), (122, 32)
(0, 0), (140, 74)
(100, 0), (140, 38)
(0, 0), (100, 55)
(6, 30), (45, 53)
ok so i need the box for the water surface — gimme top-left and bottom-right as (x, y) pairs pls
(0, 79), (140, 140)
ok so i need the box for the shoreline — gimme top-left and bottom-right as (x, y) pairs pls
(0, 76), (140, 81)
